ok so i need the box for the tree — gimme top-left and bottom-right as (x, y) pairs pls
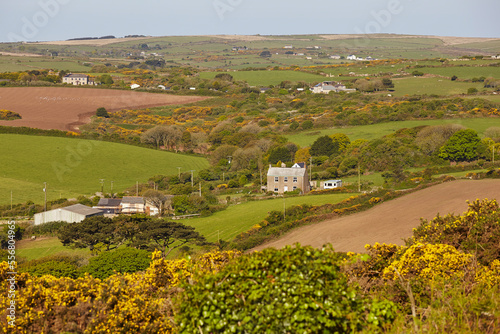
(295, 147), (311, 163)
(181, 130), (192, 151)
(438, 129), (482, 162)
(259, 50), (271, 58)
(415, 124), (465, 156)
(329, 133), (351, 153)
(310, 135), (339, 157)
(268, 146), (293, 164)
(98, 74), (114, 85)
(143, 189), (170, 217)
(96, 107), (109, 118)
(382, 78), (394, 88)
(58, 216), (116, 252)
(133, 219), (207, 258)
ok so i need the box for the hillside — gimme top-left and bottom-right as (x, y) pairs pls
(252, 179), (500, 253)
(0, 134), (209, 204)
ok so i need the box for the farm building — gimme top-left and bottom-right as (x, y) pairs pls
(34, 204), (103, 225)
(62, 74), (95, 86)
(311, 81), (356, 94)
(322, 180), (343, 189)
(93, 198), (122, 215)
(267, 163), (310, 194)
(120, 196), (145, 214)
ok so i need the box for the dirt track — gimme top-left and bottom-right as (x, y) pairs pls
(0, 87), (208, 131)
(253, 180), (500, 253)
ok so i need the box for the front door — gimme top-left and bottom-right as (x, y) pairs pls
(284, 186), (288, 192)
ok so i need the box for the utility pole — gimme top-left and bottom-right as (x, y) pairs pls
(190, 170), (195, 188)
(110, 181), (114, 196)
(223, 172), (225, 182)
(177, 167), (181, 179)
(11, 191), (13, 210)
(358, 164), (361, 193)
(136, 181), (139, 196)
(199, 182), (202, 197)
(260, 169), (263, 192)
(100, 179), (105, 194)
(43, 182), (47, 211)
(309, 157), (312, 190)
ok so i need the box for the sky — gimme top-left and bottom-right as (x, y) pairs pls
(1, 0), (499, 42)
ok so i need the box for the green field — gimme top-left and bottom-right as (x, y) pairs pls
(0, 134), (209, 205)
(286, 118), (500, 148)
(199, 70), (326, 86)
(392, 77), (489, 96)
(0, 55), (94, 72)
(16, 237), (90, 261)
(183, 192), (354, 243)
(417, 65), (500, 80)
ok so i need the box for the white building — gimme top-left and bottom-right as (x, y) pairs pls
(63, 74), (95, 86)
(34, 204), (103, 225)
(311, 81), (356, 94)
(120, 196), (145, 214)
(130, 84), (141, 89)
(323, 180), (343, 189)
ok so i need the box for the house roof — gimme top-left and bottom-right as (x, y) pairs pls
(62, 204), (103, 216)
(96, 198), (122, 207)
(121, 196), (144, 204)
(268, 166), (307, 177)
(64, 74), (89, 78)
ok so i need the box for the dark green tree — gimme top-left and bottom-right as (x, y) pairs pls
(132, 219), (207, 258)
(98, 74), (114, 85)
(96, 107), (110, 118)
(267, 146), (293, 164)
(438, 129), (482, 162)
(310, 135), (339, 157)
(58, 216), (116, 251)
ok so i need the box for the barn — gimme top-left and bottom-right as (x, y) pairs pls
(34, 204), (103, 225)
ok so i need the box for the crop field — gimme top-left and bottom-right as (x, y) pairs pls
(0, 134), (209, 205)
(199, 70), (326, 86)
(0, 87), (209, 131)
(286, 118), (500, 148)
(183, 192), (355, 243)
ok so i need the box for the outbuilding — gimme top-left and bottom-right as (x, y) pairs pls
(323, 180), (343, 189)
(34, 204), (103, 225)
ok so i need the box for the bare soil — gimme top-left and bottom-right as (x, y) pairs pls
(0, 87), (208, 131)
(252, 180), (500, 253)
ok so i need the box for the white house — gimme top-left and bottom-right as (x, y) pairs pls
(347, 55), (357, 60)
(130, 84), (140, 89)
(34, 204), (103, 225)
(311, 81), (356, 94)
(63, 74), (95, 86)
(120, 196), (145, 214)
(323, 180), (343, 189)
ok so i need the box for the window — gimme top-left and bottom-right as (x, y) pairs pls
(284, 177), (288, 182)
(293, 177), (297, 183)
(274, 177), (279, 182)
(293, 186), (297, 191)
(274, 188), (279, 192)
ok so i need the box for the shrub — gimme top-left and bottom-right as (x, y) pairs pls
(81, 248), (152, 279)
(19, 254), (82, 278)
(176, 245), (396, 333)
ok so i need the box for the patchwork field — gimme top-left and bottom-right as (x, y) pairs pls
(199, 70), (326, 86)
(253, 179), (500, 253)
(0, 134), (209, 205)
(0, 87), (208, 131)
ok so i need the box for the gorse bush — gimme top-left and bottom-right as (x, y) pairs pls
(81, 248), (152, 279)
(176, 245), (397, 333)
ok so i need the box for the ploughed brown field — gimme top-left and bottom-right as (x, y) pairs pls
(0, 87), (208, 131)
(253, 179), (500, 253)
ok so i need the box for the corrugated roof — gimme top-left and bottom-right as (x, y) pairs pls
(121, 196), (144, 204)
(63, 204), (103, 216)
(267, 167), (307, 177)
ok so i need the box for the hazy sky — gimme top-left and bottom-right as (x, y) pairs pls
(1, 0), (499, 42)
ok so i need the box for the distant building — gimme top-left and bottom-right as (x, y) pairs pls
(311, 81), (356, 94)
(329, 55), (341, 59)
(232, 46), (248, 51)
(347, 55), (357, 60)
(130, 84), (141, 89)
(284, 45), (293, 49)
(322, 180), (343, 190)
(93, 198), (122, 215)
(34, 204), (103, 225)
(267, 163), (310, 194)
(63, 74), (95, 86)
(120, 196), (145, 214)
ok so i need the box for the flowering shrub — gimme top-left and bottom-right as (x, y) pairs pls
(0, 110), (21, 120)
(383, 243), (474, 282)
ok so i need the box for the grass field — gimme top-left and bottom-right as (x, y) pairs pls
(392, 77), (489, 96)
(0, 134), (209, 205)
(183, 192), (355, 243)
(16, 237), (90, 261)
(0, 55), (93, 72)
(417, 66), (500, 80)
(286, 118), (500, 148)
(199, 70), (326, 86)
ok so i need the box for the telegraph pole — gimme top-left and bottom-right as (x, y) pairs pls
(177, 167), (181, 179)
(190, 170), (195, 188)
(43, 182), (47, 211)
(100, 179), (105, 194)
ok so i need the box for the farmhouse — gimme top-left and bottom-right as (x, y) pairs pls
(267, 163), (310, 194)
(322, 180), (343, 190)
(311, 81), (356, 94)
(120, 196), (145, 214)
(63, 74), (95, 86)
(34, 204), (103, 225)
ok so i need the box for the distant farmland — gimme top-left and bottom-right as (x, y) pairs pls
(0, 87), (208, 131)
(0, 134), (209, 205)
(199, 70), (326, 86)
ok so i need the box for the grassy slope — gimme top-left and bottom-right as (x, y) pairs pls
(0, 134), (209, 205)
(392, 77), (492, 96)
(286, 118), (500, 148)
(16, 237), (90, 261)
(183, 193), (354, 243)
(199, 70), (326, 86)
